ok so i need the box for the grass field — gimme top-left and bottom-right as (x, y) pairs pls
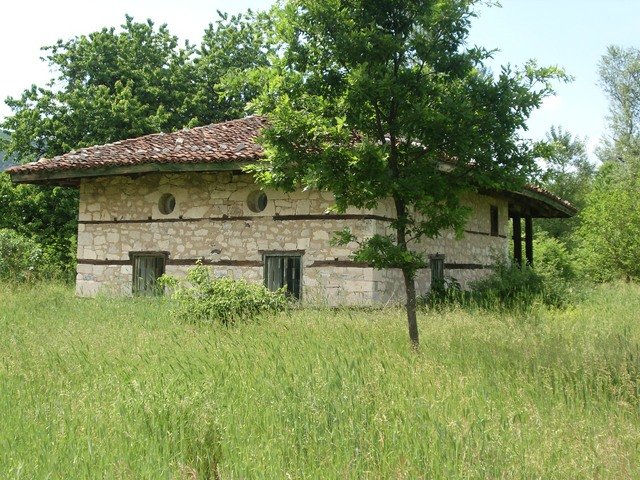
(1, 283), (639, 479)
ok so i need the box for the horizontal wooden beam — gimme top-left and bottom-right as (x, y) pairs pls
(9, 161), (251, 184)
(77, 258), (263, 267)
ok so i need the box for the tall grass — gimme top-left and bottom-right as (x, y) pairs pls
(1, 282), (639, 478)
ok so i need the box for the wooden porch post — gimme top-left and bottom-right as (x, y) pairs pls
(513, 215), (522, 266)
(525, 216), (533, 266)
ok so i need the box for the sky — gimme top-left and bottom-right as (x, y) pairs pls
(1, 0), (639, 161)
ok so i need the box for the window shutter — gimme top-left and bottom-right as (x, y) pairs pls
(429, 253), (445, 291)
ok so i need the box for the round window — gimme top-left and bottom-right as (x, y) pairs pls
(158, 193), (176, 215)
(247, 190), (268, 213)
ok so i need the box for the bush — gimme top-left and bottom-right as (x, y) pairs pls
(161, 262), (289, 325)
(574, 163), (640, 282)
(0, 228), (46, 282)
(533, 232), (575, 281)
(419, 276), (468, 310)
(470, 259), (570, 309)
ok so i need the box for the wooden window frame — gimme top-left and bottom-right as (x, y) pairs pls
(429, 253), (445, 290)
(263, 253), (303, 300)
(490, 205), (499, 237)
(129, 251), (169, 296)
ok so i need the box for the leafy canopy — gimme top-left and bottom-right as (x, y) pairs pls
(0, 12), (274, 280)
(535, 126), (594, 244)
(576, 163), (640, 282)
(252, 0), (565, 274)
(597, 45), (640, 163)
(1, 13), (273, 162)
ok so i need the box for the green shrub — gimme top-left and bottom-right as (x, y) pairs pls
(574, 164), (640, 282)
(532, 232), (575, 281)
(161, 262), (289, 325)
(470, 259), (569, 309)
(419, 276), (468, 310)
(0, 228), (45, 282)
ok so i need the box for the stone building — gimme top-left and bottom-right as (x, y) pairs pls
(7, 116), (576, 305)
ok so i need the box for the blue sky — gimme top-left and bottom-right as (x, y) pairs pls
(1, 0), (638, 160)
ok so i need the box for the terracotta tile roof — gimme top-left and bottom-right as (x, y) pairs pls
(6, 115), (576, 216)
(6, 116), (268, 175)
(523, 184), (577, 214)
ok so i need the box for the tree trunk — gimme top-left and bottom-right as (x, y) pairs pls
(392, 194), (420, 349)
(402, 267), (419, 349)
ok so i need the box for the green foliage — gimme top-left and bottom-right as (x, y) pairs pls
(470, 259), (569, 309)
(0, 173), (77, 280)
(419, 276), (465, 309)
(2, 282), (640, 477)
(536, 126), (595, 245)
(250, 0), (566, 344)
(0, 228), (45, 281)
(190, 10), (275, 126)
(597, 45), (640, 163)
(576, 162), (640, 282)
(0, 131), (15, 170)
(533, 231), (575, 281)
(162, 262), (288, 325)
(2, 17), (195, 161)
(0, 13), (273, 162)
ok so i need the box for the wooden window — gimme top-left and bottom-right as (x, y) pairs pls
(429, 253), (445, 289)
(131, 253), (166, 296)
(264, 255), (302, 299)
(490, 205), (499, 236)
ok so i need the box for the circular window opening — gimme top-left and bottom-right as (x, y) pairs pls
(158, 193), (176, 215)
(247, 190), (268, 213)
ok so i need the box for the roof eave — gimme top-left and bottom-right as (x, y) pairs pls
(8, 160), (255, 186)
(506, 189), (577, 218)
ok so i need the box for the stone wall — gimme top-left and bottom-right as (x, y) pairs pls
(76, 172), (509, 304)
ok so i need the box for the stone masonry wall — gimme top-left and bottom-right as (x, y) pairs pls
(76, 172), (509, 305)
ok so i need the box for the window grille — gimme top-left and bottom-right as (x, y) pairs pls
(131, 253), (166, 296)
(264, 255), (302, 299)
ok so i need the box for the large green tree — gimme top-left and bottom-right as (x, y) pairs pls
(1, 13), (274, 161)
(536, 126), (594, 244)
(576, 162), (640, 282)
(2, 16), (197, 161)
(189, 10), (275, 126)
(251, 0), (564, 347)
(1, 13), (273, 278)
(597, 45), (640, 164)
(574, 45), (640, 282)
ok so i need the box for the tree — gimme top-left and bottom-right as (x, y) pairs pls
(1, 14), (274, 161)
(1, 16), (198, 161)
(0, 173), (78, 279)
(597, 45), (640, 164)
(536, 126), (595, 244)
(188, 10), (275, 126)
(576, 162), (640, 282)
(573, 46), (640, 282)
(0, 13), (273, 277)
(251, 0), (564, 347)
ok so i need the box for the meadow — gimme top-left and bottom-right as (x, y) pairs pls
(0, 282), (639, 479)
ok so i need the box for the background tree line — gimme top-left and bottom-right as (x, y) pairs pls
(534, 45), (640, 284)
(0, 11), (273, 279)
